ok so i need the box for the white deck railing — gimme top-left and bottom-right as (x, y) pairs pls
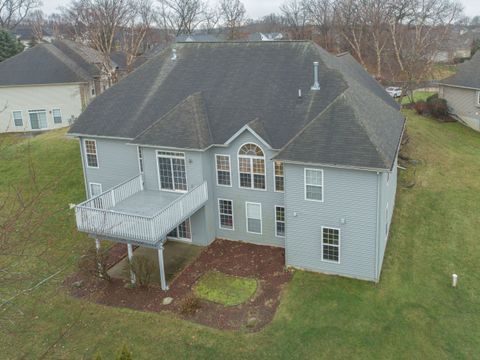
(75, 180), (208, 245)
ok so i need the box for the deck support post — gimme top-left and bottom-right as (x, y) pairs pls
(127, 243), (136, 285)
(94, 239), (102, 276)
(157, 244), (168, 291)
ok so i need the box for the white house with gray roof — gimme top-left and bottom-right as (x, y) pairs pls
(69, 41), (405, 289)
(0, 39), (111, 133)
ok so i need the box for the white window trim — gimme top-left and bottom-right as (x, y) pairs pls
(304, 168), (324, 202)
(215, 154), (232, 187)
(274, 205), (285, 238)
(84, 139), (99, 168)
(218, 198), (234, 231)
(237, 142), (267, 191)
(89, 182), (102, 198)
(52, 108), (62, 124)
(137, 146), (144, 174)
(321, 226), (341, 264)
(273, 161), (284, 193)
(167, 218), (192, 243)
(28, 109), (48, 130)
(245, 201), (262, 235)
(12, 110), (23, 127)
(155, 150), (188, 193)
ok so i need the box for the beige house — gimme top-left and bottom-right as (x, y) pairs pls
(0, 40), (111, 133)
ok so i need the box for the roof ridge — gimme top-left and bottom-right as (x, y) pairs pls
(45, 43), (91, 82)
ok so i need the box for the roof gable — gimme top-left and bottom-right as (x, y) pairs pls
(439, 52), (480, 90)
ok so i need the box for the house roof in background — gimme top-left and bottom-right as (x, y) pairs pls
(12, 25), (53, 40)
(70, 41), (404, 170)
(175, 34), (221, 42)
(438, 51), (480, 90)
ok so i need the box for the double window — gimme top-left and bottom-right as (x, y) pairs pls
(322, 227), (340, 263)
(12, 111), (23, 127)
(305, 168), (323, 201)
(238, 143), (266, 190)
(28, 110), (47, 130)
(246, 202), (262, 234)
(52, 109), (62, 124)
(218, 199), (234, 230)
(275, 206), (285, 237)
(157, 151), (187, 192)
(168, 219), (192, 241)
(274, 161), (284, 192)
(215, 154), (231, 186)
(84, 139), (98, 168)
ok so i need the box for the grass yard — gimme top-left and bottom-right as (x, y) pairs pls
(0, 111), (479, 359)
(194, 271), (258, 306)
(401, 91), (436, 105)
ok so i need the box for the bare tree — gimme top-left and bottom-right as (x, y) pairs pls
(0, 0), (40, 29)
(280, 0), (310, 40)
(303, 0), (336, 50)
(157, 0), (207, 36)
(336, 0), (367, 67)
(219, 0), (246, 40)
(201, 5), (221, 33)
(27, 9), (44, 42)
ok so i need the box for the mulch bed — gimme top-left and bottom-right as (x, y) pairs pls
(66, 239), (292, 331)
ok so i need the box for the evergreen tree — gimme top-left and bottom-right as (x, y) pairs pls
(0, 28), (24, 62)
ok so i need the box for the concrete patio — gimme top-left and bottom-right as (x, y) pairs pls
(107, 241), (203, 284)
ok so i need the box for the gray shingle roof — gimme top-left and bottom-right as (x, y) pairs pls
(70, 41), (404, 170)
(438, 52), (480, 90)
(0, 40), (104, 86)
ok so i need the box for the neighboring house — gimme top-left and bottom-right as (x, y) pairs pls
(69, 42), (405, 290)
(110, 51), (150, 79)
(433, 29), (473, 63)
(0, 39), (112, 133)
(175, 34), (221, 42)
(12, 25), (54, 48)
(438, 51), (480, 131)
(248, 32), (284, 41)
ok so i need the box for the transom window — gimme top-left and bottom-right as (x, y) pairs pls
(275, 206), (285, 237)
(157, 151), (187, 192)
(52, 108), (62, 124)
(84, 139), (98, 168)
(28, 110), (47, 130)
(218, 199), (234, 230)
(168, 218), (192, 241)
(274, 161), (284, 192)
(305, 168), (323, 201)
(238, 143), (265, 190)
(215, 154), (231, 186)
(322, 227), (340, 263)
(12, 111), (23, 127)
(246, 202), (262, 234)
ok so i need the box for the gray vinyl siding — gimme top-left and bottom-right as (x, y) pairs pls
(440, 85), (480, 131)
(210, 131), (285, 247)
(284, 163), (379, 281)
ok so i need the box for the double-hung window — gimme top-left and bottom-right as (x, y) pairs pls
(246, 202), (262, 234)
(218, 199), (234, 230)
(84, 139), (98, 168)
(322, 227), (340, 263)
(12, 111), (23, 127)
(28, 110), (47, 130)
(215, 154), (231, 186)
(168, 218), (192, 241)
(275, 206), (285, 237)
(52, 108), (62, 124)
(305, 168), (323, 201)
(274, 161), (284, 192)
(238, 143), (265, 190)
(157, 151), (187, 192)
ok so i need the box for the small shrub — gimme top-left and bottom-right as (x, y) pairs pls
(116, 344), (133, 360)
(426, 95), (448, 118)
(78, 246), (111, 281)
(413, 100), (429, 115)
(180, 293), (201, 316)
(129, 255), (155, 287)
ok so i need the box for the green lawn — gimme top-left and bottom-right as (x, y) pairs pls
(0, 112), (479, 359)
(401, 91), (436, 105)
(194, 271), (258, 306)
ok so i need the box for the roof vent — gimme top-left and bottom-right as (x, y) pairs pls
(171, 48), (177, 61)
(298, 89), (302, 98)
(311, 62), (320, 91)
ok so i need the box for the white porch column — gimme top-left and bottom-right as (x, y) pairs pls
(157, 245), (168, 291)
(127, 243), (136, 285)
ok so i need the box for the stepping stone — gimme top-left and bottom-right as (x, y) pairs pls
(163, 297), (173, 305)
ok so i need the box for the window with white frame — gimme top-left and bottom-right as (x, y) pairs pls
(12, 111), (23, 127)
(167, 218), (192, 240)
(28, 110), (47, 130)
(246, 202), (262, 234)
(322, 227), (340, 263)
(89, 182), (102, 197)
(274, 161), (284, 192)
(305, 168), (323, 201)
(84, 139), (98, 168)
(138, 147), (144, 173)
(215, 154), (231, 186)
(218, 199), (234, 230)
(238, 143), (265, 190)
(52, 108), (62, 124)
(157, 151), (187, 191)
(275, 206), (285, 237)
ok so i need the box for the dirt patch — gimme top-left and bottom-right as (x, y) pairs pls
(66, 239), (292, 331)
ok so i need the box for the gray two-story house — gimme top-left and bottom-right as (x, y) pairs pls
(69, 41), (405, 289)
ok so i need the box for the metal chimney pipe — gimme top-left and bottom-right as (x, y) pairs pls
(311, 62), (320, 91)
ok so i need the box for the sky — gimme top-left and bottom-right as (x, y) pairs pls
(42, 0), (480, 19)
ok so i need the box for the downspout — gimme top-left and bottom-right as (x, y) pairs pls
(374, 171), (381, 282)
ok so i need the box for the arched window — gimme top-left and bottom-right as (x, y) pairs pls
(238, 143), (266, 190)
